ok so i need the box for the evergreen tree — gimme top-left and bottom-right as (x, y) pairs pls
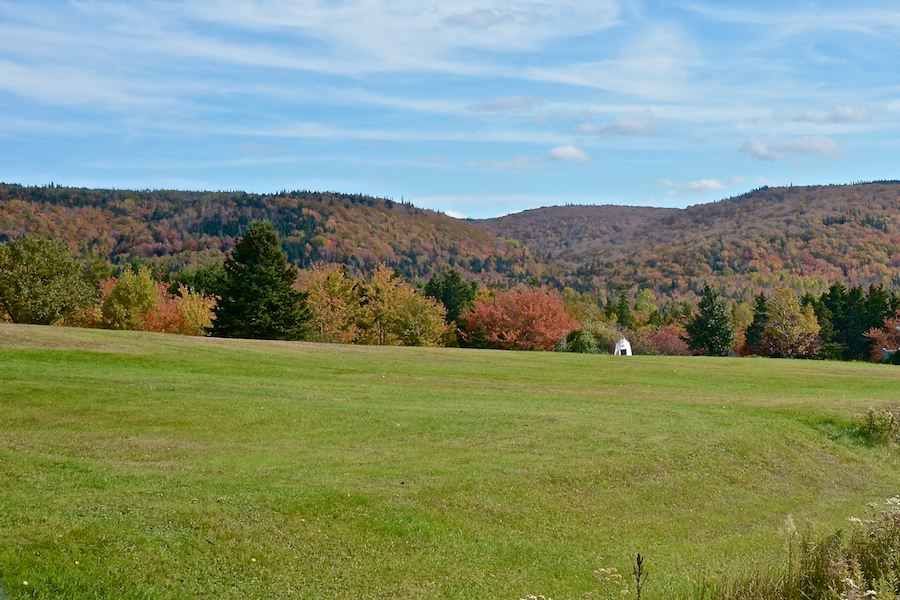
(211, 221), (310, 340)
(820, 284), (897, 360)
(615, 295), (635, 330)
(685, 283), (734, 356)
(819, 282), (850, 359)
(424, 268), (477, 324)
(603, 295), (618, 322)
(745, 293), (768, 352)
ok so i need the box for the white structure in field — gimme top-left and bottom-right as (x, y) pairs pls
(614, 338), (632, 356)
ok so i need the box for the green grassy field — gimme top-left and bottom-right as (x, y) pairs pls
(2, 324), (899, 599)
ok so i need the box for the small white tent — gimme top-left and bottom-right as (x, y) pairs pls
(614, 338), (632, 356)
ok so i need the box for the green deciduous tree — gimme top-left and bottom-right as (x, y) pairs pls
(170, 262), (225, 298)
(561, 287), (605, 324)
(0, 234), (94, 324)
(99, 266), (158, 330)
(556, 320), (623, 354)
(633, 289), (658, 329)
(685, 283), (735, 356)
(212, 221), (311, 340)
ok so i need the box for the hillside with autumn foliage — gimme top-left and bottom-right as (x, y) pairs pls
(4, 181), (900, 304)
(476, 182), (900, 302)
(0, 184), (546, 284)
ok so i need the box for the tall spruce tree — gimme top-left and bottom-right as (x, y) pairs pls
(424, 268), (476, 325)
(745, 293), (768, 353)
(685, 283), (734, 356)
(615, 294), (635, 330)
(211, 221), (310, 340)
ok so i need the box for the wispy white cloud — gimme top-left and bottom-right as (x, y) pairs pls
(187, 0), (623, 68)
(542, 145), (591, 163)
(441, 8), (517, 29)
(658, 178), (729, 193)
(525, 25), (698, 100)
(532, 110), (595, 124)
(739, 135), (845, 161)
(233, 142), (281, 153)
(466, 157), (541, 171)
(442, 209), (469, 219)
(574, 109), (667, 135)
(773, 105), (876, 124)
(681, 4), (900, 36)
(0, 59), (155, 108)
(466, 96), (541, 113)
(658, 175), (752, 197)
(467, 144), (590, 170)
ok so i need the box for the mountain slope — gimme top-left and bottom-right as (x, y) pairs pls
(3, 182), (900, 301)
(476, 183), (900, 301)
(0, 184), (545, 283)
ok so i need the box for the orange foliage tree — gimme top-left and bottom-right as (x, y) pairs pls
(296, 263), (360, 344)
(144, 284), (216, 335)
(459, 287), (579, 351)
(864, 313), (900, 361)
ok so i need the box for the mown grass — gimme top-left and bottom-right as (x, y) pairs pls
(1, 324), (899, 599)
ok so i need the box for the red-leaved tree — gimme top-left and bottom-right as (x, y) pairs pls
(645, 325), (691, 356)
(864, 313), (900, 361)
(459, 287), (579, 351)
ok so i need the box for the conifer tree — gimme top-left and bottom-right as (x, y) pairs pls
(745, 293), (768, 353)
(424, 268), (476, 325)
(685, 283), (734, 356)
(211, 221), (310, 340)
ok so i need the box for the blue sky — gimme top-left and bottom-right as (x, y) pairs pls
(1, 1), (899, 218)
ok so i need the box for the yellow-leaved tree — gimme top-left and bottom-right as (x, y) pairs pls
(763, 287), (822, 358)
(297, 263), (360, 344)
(356, 264), (446, 346)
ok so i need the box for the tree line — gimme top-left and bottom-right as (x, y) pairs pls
(1, 223), (899, 362)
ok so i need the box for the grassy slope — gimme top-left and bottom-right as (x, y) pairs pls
(2, 324), (899, 599)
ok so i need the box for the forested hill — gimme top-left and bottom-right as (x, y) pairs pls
(0, 184), (546, 283)
(4, 181), (900, 301)
(476, 182), (900, 302)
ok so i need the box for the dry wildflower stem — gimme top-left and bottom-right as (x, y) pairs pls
(633, 554), (646, 600)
